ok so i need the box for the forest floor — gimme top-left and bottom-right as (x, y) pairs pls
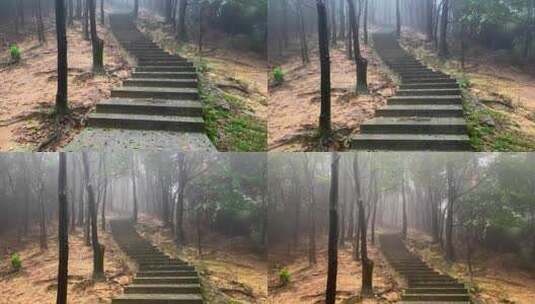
(136, 214), (267, 304)
(0, 226), (132, 304)
(136, 10), (267, 151)
(399, 30), (535, 151)
(268, 43), (396, 151)
(268, 240), (401, 303)
(0, 15), (131, 151)
(406, 231), (535, 304)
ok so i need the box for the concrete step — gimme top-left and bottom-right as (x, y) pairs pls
(402, 78), (457, 84)
(133, 277), (200, 285)
(137, 270), (198, 277)
(376, 105), (464, 117)
(111, 294), (203, 304)
(397, 88), (461, 96)
(360, 117), (468, 135)
(135, 66), (196, 73)
(124, 284), (201, 294)
(138, 59), (192, 65)
(88, 113), (204, 132)
(124, 78), (197, 88)
(388, 96), (462, 105)
(139, 265), (195, 271)
(399, 83), (459, 90)
(97, 99), (202, 116)
(401, 294), (471, 302)
(406, 288), (468, 294)
(111, 87), (198, 100)
(132, 72), (197, 79)
(409, 282), (466, 288)
(351, 134), (472, 151)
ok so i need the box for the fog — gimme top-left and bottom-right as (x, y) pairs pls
(0, 152), (267, 252)
(268, 152), (535, 264)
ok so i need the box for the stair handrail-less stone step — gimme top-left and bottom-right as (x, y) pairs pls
(66, 14), (214, 151)
(379, 234), (471, 304)
(110, 219), (204, 304)
(351, 32), (473, 151)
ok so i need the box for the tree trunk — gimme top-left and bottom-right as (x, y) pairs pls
(426, 0), (433, 40)
(68, 0), (73, 25)
(396, 0), (401, 37)
(89, 0), (104, 73)
(331, 0), (337, 43)
(317, 0), (331, 140)
(445, 163), (455, 261)
(133, 0), (138, 18)
(177, 0), (188, 41)
(36, 0), (46, 44)
(82, 152), (105, 280)
(358, 199), (373, 296)
(195, 207), (202, 258)
(175, 188), (185, 245)
(401, 170), (408, 239)
(132, 162), (138, 223)
(371, 194), (378, 244)
(56, 153), (69, 304)
(339, 0), (345, 40)
(296, 0), (309, 64)
(55, 0), (68, 115)
(325, 152), (340, 304)
(39, 193), (48, 250)
(100, 0), (104, 25)
(439, 0), (450, 57)
(363, 0), (368, 45)
(523, 0), (534, 58)
(101, 155), (108, 231)
(83, 0), (89, 40)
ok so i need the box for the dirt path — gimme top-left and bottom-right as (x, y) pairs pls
(268, 244), (400, 303)
(0, 20), (130, 151)
(268, 45), (395, 151)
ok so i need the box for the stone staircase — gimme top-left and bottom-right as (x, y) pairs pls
(66, 14), (214, 151)
(379, 234), (471, 304)
(352, 33), (472, 151)
(110, 219), (204, 304)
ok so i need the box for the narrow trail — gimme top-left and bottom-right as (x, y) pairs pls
(352, 33), (472, 151)
(110, 219), (204, 304)
(67, 14), (214, 151)
(379, 234), (471, 303)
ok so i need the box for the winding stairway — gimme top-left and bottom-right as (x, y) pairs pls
(110, 219), (204, 304)
(352, 33), (472, 151)
(67, 14), (214, 151)
(379, 234), (471, 303)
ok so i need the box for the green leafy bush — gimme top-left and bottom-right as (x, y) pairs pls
(11, 253), (21, 271)
(10, 44), (21, 63)
(273, 67), (284, 83)
(279, 268), (290, 286)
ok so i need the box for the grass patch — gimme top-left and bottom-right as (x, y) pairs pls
(198, 67), (266, 152)
(464, 97), (535, 151)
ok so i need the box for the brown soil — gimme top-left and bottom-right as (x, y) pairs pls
(268, 240), (401, 304)
(0, 18), (131, 151)
(0, 226), (133, 304)
(135, 214), (267, 304)
(268, 44), (395, 152)
(406, 231), (535, 304)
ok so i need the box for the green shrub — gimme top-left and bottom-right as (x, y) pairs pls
(273, 67), (284, 84)
(11, 253), (21, 271)
(279, 268), (290, 286)
(10, 44), (21, 63)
